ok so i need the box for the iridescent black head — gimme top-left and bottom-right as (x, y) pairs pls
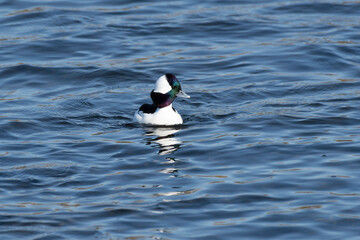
(151, 74), (190, 108)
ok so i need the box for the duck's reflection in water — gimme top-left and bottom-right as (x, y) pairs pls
(144, 126), (182, 155)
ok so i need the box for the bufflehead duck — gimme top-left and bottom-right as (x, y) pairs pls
(134, 73), (190, 126)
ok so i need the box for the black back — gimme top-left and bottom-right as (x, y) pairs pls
(139, 104), (157, 114)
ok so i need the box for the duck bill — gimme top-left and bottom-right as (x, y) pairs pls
(177, 90), (190, 98)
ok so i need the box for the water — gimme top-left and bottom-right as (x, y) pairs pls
(1, 0), (360, 239)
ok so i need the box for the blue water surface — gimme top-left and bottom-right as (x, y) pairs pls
(1, 0), (360, 239)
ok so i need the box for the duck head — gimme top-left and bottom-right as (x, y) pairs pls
(151, 73), (190, 108)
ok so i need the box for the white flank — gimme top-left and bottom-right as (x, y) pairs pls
(134, 104), (183, 125)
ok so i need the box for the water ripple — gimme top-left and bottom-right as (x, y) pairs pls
(1, 0), (360, 239)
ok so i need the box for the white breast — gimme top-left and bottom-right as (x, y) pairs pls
(134, 104), (183, 125)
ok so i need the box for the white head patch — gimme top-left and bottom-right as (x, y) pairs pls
(153, 75), (171, 94)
